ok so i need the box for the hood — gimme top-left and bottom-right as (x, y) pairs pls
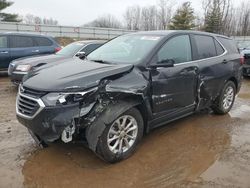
(12, 54), (70, 67)
(23, 59), (134, 92)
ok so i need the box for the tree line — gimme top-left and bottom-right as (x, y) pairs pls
(1, 0), (249, 36)
(87, 0), (250, 36)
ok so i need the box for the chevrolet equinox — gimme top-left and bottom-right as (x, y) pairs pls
(16, 31), (242, 163)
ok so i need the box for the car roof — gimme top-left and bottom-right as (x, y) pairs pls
(0, 32), (53, 38)
(129, 30), (231, 39)
(72, 40), (106, 45)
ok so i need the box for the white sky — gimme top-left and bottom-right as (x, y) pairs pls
(4, 0), (243, 26)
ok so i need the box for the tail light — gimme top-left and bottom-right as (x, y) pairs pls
(55, 47), (61, 53)
(240, 55), (245, 65)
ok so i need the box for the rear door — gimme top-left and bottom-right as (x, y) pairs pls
(150, 34), (198, 120)
(0, 35), (10, 69)
(191, 34), (227, 109)
(9, 35), (40, 62)
(34, 36), (55, 54)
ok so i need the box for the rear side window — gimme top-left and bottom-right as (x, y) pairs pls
(157, 35), (192, 64)
(214, 39), (225, 55)
(194, 35), (217, 59)
(0, 36), (7, 48)
(10, 36), (34, 48)
(34, 37), (53, 47)
(217, 37), (238, 54)
(81, 44), (102, 55)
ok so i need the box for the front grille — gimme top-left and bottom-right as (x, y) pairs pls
(17, 95), (40, 116)
(17, 86), (45, 118)
(20, 86), (47, 98)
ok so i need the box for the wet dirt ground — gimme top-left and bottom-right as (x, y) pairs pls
(1, 77), (250, 188)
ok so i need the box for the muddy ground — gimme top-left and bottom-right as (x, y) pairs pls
(1, 77), (250, 188)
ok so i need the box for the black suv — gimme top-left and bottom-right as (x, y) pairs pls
(16, 31), (242, 163)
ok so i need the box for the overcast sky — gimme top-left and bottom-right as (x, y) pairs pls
(4, 0), (243, 26)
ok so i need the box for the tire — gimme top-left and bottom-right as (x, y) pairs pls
(96, 107), (144, 163)
(212, 81), (236, 115)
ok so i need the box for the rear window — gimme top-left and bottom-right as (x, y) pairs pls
(34, 37), (53, 47)
(0, 36), (7, 48)
(81, 44), (102, 55)
(217, 37), (238, 54)
(194, 35), (217, 59)
(10, 36), (34, 48)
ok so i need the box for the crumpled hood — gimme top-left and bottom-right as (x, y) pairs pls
(12, 54), (70, 67)
(23, 59), (134, 92)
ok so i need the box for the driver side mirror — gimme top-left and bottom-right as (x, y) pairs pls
(76, 51), (86, 59)
(149, 59), (175, 68)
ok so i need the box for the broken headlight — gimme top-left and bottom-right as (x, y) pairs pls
(42, 87), (98, 106)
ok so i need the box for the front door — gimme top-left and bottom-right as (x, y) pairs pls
(150, 34), (198, 119)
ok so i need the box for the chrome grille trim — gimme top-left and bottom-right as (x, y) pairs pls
(16, 86), (45, 120)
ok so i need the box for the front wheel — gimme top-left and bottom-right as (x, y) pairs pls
(96, 108), (144, 163)
(212, 81), (236, 114)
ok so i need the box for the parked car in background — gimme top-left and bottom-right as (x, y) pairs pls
(16, 31), (242, 163)
(0, 33), (61, 72)
(240, 45), (250, 77)
(8, 40), (105, 84)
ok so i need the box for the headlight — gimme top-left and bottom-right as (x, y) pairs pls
(42, 87), (98, 106)
(16, 64), (31, 72)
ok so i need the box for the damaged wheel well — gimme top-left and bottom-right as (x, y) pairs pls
(228, 77), (238, 91)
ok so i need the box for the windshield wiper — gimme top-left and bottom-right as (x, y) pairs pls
(91, 59), (113, 64)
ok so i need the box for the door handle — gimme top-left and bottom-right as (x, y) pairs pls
(32, 50), (39, 53)
(222, 59), (228, 64)
(0, 51), (8, 54)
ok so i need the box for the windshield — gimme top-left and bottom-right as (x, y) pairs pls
(87, 34), (163, 64)
(56, 42), (84, 56)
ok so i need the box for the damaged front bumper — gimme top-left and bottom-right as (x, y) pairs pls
(16, 87), (97, 144)
(17, 103), (80, 143)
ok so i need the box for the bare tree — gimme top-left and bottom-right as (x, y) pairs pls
(157, 0), (173, 29)
(23, 14), (58, 25)
(84, 14), (122, 28)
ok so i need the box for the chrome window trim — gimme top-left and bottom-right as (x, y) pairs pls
(173, 36), (228, 67)
(16, 86), (45, 120)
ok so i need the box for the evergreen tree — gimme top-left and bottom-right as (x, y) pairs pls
(169, 2), (195, 30)
(203, 0), (223, 33)
(0, 0), (20, 22)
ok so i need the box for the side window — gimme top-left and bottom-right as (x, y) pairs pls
(214, 39), (225, 55)
(0, 36), (7, 48)
(34, 37), (53, 47)
(157, 35), (192, 64)
(194, 35), (217, 59)
(217, 37), (238, 54)
(81, 44), (102, 55)
(10, 36), (34, 48)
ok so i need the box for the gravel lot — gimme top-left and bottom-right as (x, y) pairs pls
(1, 76), (250, 188)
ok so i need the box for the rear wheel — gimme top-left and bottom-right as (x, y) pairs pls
(96, 108), (144, 163)
(212, 81), (236, 114)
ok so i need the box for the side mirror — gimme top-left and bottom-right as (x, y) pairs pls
(149, 59), (175, 68)
(76, 51), (86, 59)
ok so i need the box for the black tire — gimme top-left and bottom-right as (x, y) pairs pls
(212, 81), (236, 115)
(96, 107), (144, 163)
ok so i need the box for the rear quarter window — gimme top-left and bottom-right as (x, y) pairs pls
(34, 37), (53, 47)
(217, 37), (238, 54)
(10, 36), (34, 48)
(214, 39), (225, 55)
(194, 35), (217, 59)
